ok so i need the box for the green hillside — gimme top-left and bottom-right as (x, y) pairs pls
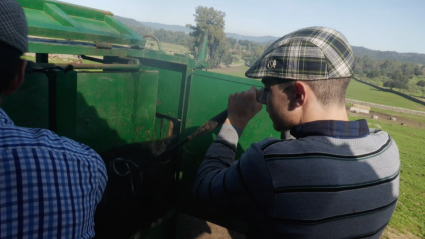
(209, 65), (250, 78)
(346, 79), (425, 111)
(348, 115), (425, 238)
(352, 46), (425, 65)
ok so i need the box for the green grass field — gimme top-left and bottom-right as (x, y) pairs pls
(346, 79), (425, 111)
(355, 75), (425, 100)
(348, 115), (425, 238)
(146, 40), (189, 53)
(209, 64), (251, 78)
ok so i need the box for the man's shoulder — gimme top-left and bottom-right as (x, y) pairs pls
(0, 124), (100, 159)
(251, 129), (394, 156)
(253, 137), (294, 150)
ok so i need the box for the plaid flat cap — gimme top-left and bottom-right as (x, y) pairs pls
(0, 0), (28, 54)
(245, 27), (354, 80)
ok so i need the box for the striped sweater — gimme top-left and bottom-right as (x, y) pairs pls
(193, 120), (399, 239)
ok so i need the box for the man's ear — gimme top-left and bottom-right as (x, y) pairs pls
(5, 59), (26, 96)
(292, 81), (307, 108)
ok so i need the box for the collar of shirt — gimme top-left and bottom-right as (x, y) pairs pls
(289, 119), (370, 139)
(0, 108), (14, 126)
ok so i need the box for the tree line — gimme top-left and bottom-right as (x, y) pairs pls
(354, 56), (425, 91)
(116, 17), (193, 46)
(117, 8), (270, 69)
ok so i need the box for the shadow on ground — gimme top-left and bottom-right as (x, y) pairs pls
(353, 77), (425, 107)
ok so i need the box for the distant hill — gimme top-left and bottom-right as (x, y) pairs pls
(117, 16), (279, 43)
(224, 33), (278, 43)
(116, 16), (425, 65)
(352, 46), (425, 65)
(115, 16), (153, 30)
(139, 21), (191, 34)
(140, 21), (280, 43)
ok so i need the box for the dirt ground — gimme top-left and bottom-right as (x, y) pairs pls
(381, 226), (421, 239)
(179, 214), (245, 239)
(180, 215), (420, 239)
(346, 107), (425, 129)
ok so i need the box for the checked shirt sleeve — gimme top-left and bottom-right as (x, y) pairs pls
(193, 124), (271, 215)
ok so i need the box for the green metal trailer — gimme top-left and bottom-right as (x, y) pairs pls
(5, 1), (280, 238)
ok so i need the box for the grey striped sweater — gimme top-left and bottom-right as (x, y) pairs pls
(193, 120), (399, 238)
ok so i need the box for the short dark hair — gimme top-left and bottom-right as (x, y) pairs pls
(302, 78), (351, 107)
(267, 77), (351, 107)
(0, 41), (22, 93)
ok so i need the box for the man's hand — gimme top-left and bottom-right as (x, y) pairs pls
(225, 87), (263, 130)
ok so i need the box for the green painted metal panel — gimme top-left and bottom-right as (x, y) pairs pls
(43, 1), (110, 21)
(75, 71), (158, 152)
(18, 0), (146, 47)
(24, 8), (62, 26)
(71, 16), (119, 35)
(104, 16), (133, 36)
(178, 70), (279, 233)
(140, 59), (189, 118)
(44, 3), (79, 27)
(54, 71), (78, 139)
(1, 73), (49, 129)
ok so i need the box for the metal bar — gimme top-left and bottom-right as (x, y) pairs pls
(168, 121), (174, 138)
(36, 53), (48, 63)
(35, 63), (140, 70)
(143, 34), (163, 51)
(35, 56), (142, 70)
(81, 55), (105, 64)
(46, 72), (57, 132)
(198, 30), (208, 61)
(29, 37), (132, 49)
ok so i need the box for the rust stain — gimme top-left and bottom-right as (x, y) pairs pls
(168, 121), (174, 137)
(145, 130), (151, 141)
(156, 100), (161, 105)
(133, 126), (145, 138)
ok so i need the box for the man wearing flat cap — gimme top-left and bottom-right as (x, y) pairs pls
(194, 27), (400, 238)
(0, 1), (107, 238)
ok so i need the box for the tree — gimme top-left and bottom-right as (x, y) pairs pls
(384, 80), (408, 90)
(186, 6), (231, 68)
(366, 70), (380, 78)
(414, 67), (424, 76)
(390, 71), (409, 88)
(417, 80), (425, 87)
(383, 81), (395, 90)
(226, 37), (237, 49)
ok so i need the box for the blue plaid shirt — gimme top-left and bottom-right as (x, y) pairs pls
(0, 108), (107, 239)
(289, 119), (370, 138)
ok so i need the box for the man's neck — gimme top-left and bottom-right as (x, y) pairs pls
(301, 103), (349, 123)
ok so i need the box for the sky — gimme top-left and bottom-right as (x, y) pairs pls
(61, 0), (425, 54)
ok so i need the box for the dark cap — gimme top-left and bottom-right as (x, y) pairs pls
(245, 27), (354, 80)
(0, 0), (28, 54)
